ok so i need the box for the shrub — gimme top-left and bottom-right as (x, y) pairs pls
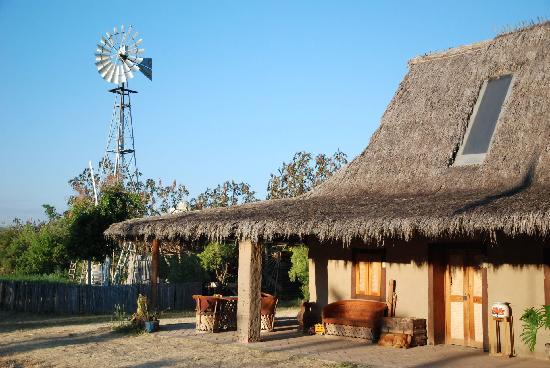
(159, 252), (206, 283)
(520, 305), (550, 351)
(198, 242), (237, 285)
(288, 245), (309, 300)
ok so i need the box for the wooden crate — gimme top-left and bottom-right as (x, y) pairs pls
(381, 317), (427, 347)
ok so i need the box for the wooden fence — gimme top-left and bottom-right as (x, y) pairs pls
(0, 280), (201, 314)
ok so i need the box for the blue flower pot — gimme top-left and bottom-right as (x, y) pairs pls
(144, 320), (159, 333)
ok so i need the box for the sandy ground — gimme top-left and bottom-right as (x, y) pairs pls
(1, 310), (549, 368)
(0, 310), (346, 368)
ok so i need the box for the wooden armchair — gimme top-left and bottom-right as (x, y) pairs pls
(260, 292), (278, 331)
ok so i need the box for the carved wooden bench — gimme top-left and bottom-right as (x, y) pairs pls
(322, 300), (387, 343)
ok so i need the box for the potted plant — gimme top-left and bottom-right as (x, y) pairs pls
(131, 294), (160, 333)
(520, 305), (550, 357)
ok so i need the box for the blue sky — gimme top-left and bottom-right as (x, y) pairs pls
(0, 1), (548, 224)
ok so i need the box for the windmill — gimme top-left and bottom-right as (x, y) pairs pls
(93, 25), (153, 284)
(95, 24), (152, 187)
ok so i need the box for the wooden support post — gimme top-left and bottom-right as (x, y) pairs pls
(237, 239), (262, 343)
(151, 239), (160, 310)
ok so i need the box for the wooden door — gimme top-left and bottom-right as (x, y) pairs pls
(445, 251), (484, 348)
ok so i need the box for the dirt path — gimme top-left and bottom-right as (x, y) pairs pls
(0, 311), (348, 368)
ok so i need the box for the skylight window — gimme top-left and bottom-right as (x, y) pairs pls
(453, 74), (513, 166)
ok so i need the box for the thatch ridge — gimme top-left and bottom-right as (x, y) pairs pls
(105, 22), (550, 244)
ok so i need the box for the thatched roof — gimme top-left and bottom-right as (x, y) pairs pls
(106, 22), (550, 244)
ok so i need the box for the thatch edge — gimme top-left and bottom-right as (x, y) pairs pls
(105, 204), (550, 245)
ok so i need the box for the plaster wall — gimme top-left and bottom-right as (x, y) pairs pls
(385, 242), (430, 320)
(487, 264), (548, 358)
(485, 240), (548, 359)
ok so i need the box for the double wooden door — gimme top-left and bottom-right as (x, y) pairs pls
(445, 250), (485, 348)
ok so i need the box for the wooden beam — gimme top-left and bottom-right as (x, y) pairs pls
(151, 239), (160, 310)
(428, 246), (446, 345)
(237, 239), (262, 343)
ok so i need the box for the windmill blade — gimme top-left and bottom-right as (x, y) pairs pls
(95, 54), (110, 61)
(137, 58), (152, 81)
(100, 36), (114, 48)
(100, 62), (115, 78)
(121, 61), (135, 80)
(112, 65), (119, 85)
(127, 56), (143, 64)
(95, 59), (111, 69)
(98, 61), (112, 75)
(106, 63), (117, 82)
(127, 47), (145, 54)
(96, 43), (111, 53)
(123, 59), (140, 72)
(121, 25), (132, 45)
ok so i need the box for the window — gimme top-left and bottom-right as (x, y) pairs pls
(453, 74), (513, 166)
(353, 252), (384, 299)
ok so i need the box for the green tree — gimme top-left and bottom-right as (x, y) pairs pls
(0, 205), (70, 276)
(197, 242), (237, 285)
(267, 150), (347, 199)
(15, 218), (70, 275)
(67, 183), (145, 261)
(190, 181), (257, 210)
(69, 164), (189, 216)
(288, 245), (309, 300)
(159, 252), (206, 283)
(143, 178), (189, 215)
(0, 224), (27, 274)
(42, 204), (60, 221)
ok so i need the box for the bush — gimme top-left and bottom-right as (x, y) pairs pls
(520, 305), (550, 351)
(160, 252), (206, 283)
(0, 218), (70, 276)
(0, 273), (71, 283)
(288, 245), (309, 300)
(198, 242), (237, 285)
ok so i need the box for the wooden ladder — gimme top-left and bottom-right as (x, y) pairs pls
(112, 242), (133, 285)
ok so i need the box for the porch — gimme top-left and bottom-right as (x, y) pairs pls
(164, 310), (548, 367)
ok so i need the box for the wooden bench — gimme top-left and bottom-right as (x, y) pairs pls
(322, 300), (387, 343)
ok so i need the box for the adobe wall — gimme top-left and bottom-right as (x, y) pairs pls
(385, 241), (430, 321)
(485, 241), (549, 359)
(308, 242), (352, 306)
(307, 240), (429, 316)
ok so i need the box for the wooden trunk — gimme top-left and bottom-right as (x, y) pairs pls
(381, 317), (427, 347)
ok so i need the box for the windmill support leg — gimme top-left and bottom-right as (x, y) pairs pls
(237, 239), (263, 343)
(151, 239), (160, 309)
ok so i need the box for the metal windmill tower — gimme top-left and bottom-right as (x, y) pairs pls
(94, 25), (152, 187)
